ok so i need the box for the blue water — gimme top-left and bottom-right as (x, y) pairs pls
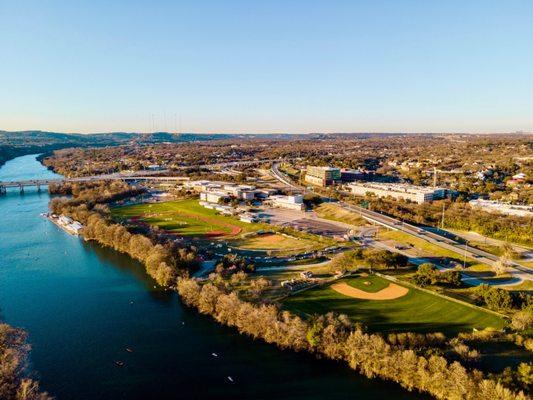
(0, 154), (424, 399)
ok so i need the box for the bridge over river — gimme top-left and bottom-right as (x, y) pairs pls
(0, 173), (194, 194)
(0, 158), (281, 194)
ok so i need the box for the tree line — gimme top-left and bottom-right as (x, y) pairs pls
(176, 277), (527, 400)
(0, 323), (51, 400)
(48, 181), (144, 208)
(49, 182), (198, 286)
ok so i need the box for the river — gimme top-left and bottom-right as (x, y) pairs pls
(0, 154), (424, 399)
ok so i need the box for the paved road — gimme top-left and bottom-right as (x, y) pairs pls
(270, 162), (531, 287)
(1, 159), (281, 187)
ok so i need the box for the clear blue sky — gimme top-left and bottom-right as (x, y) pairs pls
(1, 0), (532, 133)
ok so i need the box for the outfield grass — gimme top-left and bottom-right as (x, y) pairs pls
(345, 275), (390, 292)
(112, 199), (265, 237)
(284, 275), (505, 336)
(231, 233), (316, 251)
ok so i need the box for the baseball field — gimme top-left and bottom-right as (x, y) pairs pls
(284, 275), (505, 336)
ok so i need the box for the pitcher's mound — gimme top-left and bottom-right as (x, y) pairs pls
(331, 282), (409, 300)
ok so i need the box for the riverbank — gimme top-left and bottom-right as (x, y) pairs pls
(54, 190), (529, 399)
(1, 154), (427, 400)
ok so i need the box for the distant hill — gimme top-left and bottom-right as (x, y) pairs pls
(0, 130), (238, 166)
(0, 130), (432, 167)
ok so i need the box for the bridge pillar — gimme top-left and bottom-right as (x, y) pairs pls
(37, 184), (41, 193)
(0, 185), (5, 195)
(19, 184), (24, 194)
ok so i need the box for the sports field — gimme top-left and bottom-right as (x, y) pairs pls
(112, 199), (263, 238)
(231, 233), (317, 251)
(284, 275), (505, 336)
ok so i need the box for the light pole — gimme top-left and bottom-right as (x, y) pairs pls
(440, 202), (445, 230)
(463, 241), (468, 269)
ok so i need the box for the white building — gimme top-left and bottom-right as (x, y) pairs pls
(185, 180), (212, 192)
(223, 184), (257, 199)
(199, 191), (229, 204)
(469, 199), (533, 217)
(349, 182), (446, 204)
(271, 194), (305, 210)
(241, 190), (256, 200)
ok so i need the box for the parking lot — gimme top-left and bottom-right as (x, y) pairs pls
(261, 207), (351, 237)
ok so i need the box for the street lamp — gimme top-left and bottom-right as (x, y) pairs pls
(463, 241), (468, 269)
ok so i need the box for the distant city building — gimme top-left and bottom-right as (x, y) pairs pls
(348, 182), (446, 204)
(469, 199), (533, 217)
(305, 166), (341, 187)
(147, 164), (164, 171)
(340, 168), (365, 182)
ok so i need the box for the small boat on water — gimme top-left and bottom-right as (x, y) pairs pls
(227, 376), (234, 383)
(212, 353), (218, 357)
(114, 361), (125, 367)
(126, 348), (133, 353)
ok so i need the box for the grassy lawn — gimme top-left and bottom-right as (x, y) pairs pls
(506, 280), (533, 292)
(380, 230), (491, 271)
(345, 274), (390, 292)
(315, 203), (367, 227)
(230, 233), (316, 251)
(112, 199), (265, 237)
(284, 275), (505, 336)
(520, 261), (533, 270)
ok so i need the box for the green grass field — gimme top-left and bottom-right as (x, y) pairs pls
(112, 199), (264, 237)
(284, 275), (505, 336)
(345, 275), (390, 292)
(314, 203), (367, 227)
(231, 233), (317, 251)
(380, 230), (491, 271)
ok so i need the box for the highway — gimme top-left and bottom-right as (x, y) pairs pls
(270, 162), (532, 286)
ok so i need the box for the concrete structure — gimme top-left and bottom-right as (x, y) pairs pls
(222, 184), (257, 200)
(241, 190), (256, 200)
(200, 191), (230, 204)
(469, 199), (533, 217)
(305, 166), (341, 187)
(271, 194), (305, 210)
(255, 188), (278, 198)
(348, 182), (446, 204)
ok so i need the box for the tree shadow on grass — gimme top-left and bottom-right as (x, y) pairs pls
(284, 295), (498, 337)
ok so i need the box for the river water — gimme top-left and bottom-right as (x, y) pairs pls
(0, 154), (424, 399)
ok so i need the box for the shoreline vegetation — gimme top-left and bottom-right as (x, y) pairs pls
(176, 278), (525, 400)
(0, 323), (52, 400)
(46, 180), (532, 400)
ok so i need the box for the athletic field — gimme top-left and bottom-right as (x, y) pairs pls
(231, 233), (318, 252)
(284, 275), (505, 336)
(112, 199), (262, 238)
